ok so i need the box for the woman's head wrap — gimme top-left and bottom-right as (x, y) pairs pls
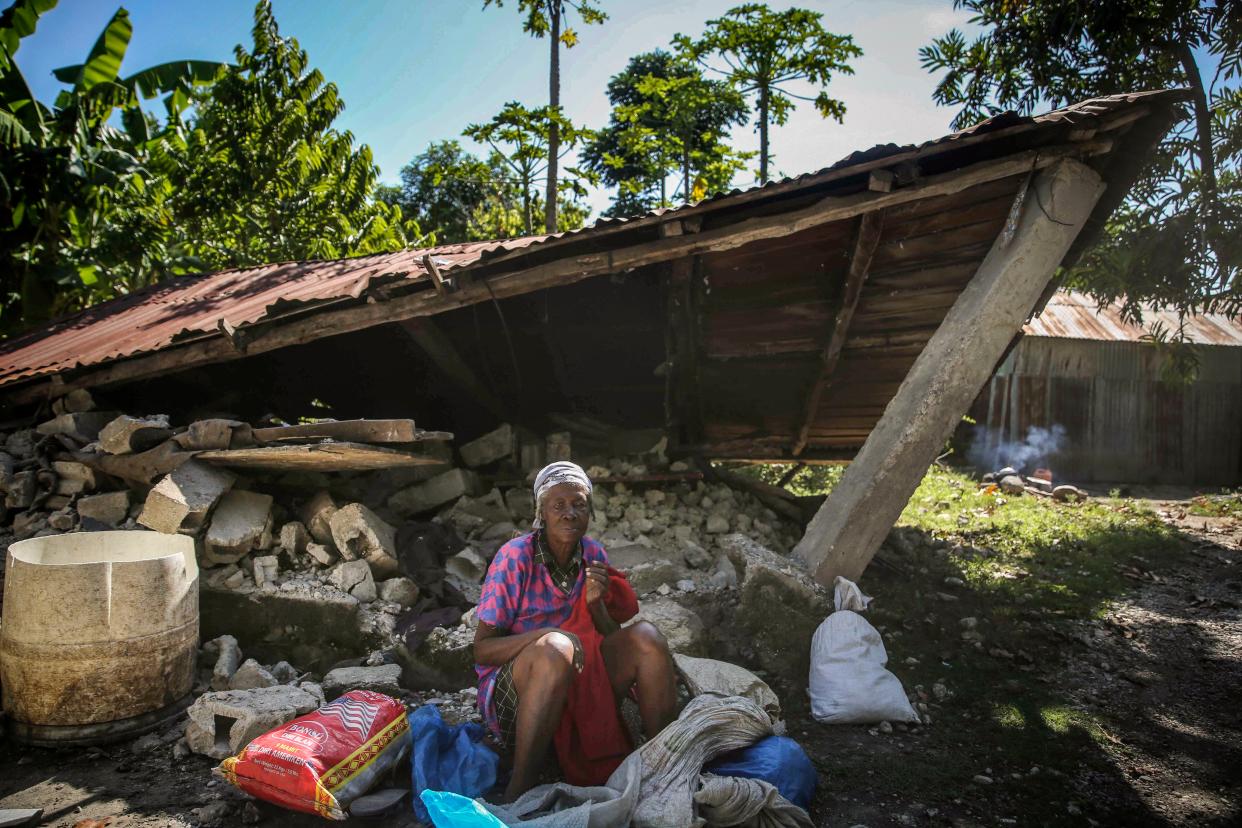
(532, 461), (593, 529)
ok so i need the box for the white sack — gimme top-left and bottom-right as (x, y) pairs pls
(808, 577), (918, 725)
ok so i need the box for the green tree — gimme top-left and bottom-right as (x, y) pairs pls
(675, 3), (861, 183)
(481, 0), (606, 233)
(582, 50), (750, 215)
(391, 140), (523, 243)
(166, 0), (422, 269)
(0, 0), (222, 330)
(920, 0), (1242, 322)
(464, 101), (591, 236)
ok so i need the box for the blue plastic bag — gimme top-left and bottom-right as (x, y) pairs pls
(421, 790), (507, 828)
(409, 705), (499, 822)
(704, 735), (817, 809)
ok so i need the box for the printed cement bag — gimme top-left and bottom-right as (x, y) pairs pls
(217, 690), (409, 820)
(808, 577), (919, 725)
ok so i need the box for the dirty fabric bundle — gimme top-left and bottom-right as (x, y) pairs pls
(484, 694), (812, 828)
(217, 690), (409, 820)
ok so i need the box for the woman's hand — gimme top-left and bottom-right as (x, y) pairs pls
(584, 563), (609, 606)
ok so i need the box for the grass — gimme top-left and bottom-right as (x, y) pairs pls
(1187, 489), (1242, 518)
(760, 464), (1192, 825)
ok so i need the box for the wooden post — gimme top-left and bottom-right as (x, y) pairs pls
(793, 158), (1106, 586)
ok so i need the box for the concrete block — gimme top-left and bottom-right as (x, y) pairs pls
(626, 598), (707, 656)
(377, 577), (420, 607)
(278, 521), (310, 559)
(138, 460), (236, 535)
(328, 559), (376, 602)
(184, 685), (320, 759)
(300, 490), (337, 545)
(252, 555), (279, 589)
(229, 658), (277, 690)
(306, 542), (337, 566)
(387, 468), (482, 516)
(76, 490), (131, 526)
(321, 664), (402, 700)
(203, 490), (273, 565)
(98, 414), (172, 455)
(459, 424), (515, 468)
(329, 503), (399, 578)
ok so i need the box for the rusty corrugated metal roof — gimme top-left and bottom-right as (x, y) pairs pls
(1025, 291), (1242, 346)
(0, 89), (1190, 390)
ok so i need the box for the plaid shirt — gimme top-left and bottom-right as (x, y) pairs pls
(474, 532), (608, 738)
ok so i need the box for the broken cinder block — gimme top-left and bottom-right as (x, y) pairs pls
(203, 490), (273, 566)
(98, 414), (173, 455)
(184, 685), (320, 759)
(138, 460), (236, 535)
(329, 503), (399, 578)
(387, 468), (482, 516)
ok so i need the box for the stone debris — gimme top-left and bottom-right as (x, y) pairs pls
(252, 555), (280, 589)
(203, 490), (273, 565)
(627, 598), (708, 656)
(389, 467), (483, 516)
(459, 423), (516, 468)
(229, 658), (278, 690)
(139, 460), (236, 534)
(204, 634), (242, 691)
(378, 576), (420, 607)
(184, 685), (320, 759)
(278, 521), (310, 560)
(98, 414), (172, 455)
(36, 411), (116, 442)
(329, 502), (399, 578)
(328, 559), (377, 602)
(322, 664), (403, 700)
(305, 541), (338, 567)
(301, 490), (338, 545)
(50, 460), (95, 495)
(76, 490), (131, 526)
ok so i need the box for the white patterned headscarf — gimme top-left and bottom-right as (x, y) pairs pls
(531, 461), (593, 529)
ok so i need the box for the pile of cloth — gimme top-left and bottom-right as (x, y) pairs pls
(424, 694), (813, 828)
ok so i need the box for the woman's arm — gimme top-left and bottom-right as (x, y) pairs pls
(474, 622), (583, 669)
(589, 600), (620, 637)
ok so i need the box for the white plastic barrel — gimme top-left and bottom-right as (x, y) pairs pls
(1, 530), (199, 744)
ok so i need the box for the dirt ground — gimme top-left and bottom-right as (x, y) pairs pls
(1, 493), (1238, 828)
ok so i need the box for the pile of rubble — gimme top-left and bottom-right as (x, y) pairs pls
(0, 397), (824, 710)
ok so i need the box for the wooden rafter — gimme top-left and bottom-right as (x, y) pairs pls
(396, 317), (505, 419)
(792, 210), (886, 457)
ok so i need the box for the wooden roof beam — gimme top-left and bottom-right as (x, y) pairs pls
(791, 210), (886, 457)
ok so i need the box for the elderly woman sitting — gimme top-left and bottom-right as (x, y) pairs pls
(473, 461), (677, 800)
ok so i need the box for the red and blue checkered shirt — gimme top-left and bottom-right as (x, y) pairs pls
(474, 532), (610, 738)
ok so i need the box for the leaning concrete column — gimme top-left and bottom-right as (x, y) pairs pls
(794, 158), (1106, 586)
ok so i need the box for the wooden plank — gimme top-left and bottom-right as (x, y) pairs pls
(396, 317), (506, 419)
(252, 419), (441, 444)
(422, 255), (447, 295)
(793, 158), (1105, 587)
(4, 141), (1113, 407)
(793, 210), (886, 456)
(196, 442), (448, 472)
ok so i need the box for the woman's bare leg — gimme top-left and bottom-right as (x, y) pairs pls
(601, 621), (678, 737)
(504, 631), (576, 800)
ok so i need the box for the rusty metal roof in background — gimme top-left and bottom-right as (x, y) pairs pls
(0, 90), (1190, 390)
(1025, 291), (1242, 346)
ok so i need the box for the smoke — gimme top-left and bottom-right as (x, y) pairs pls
(969, 424), (1067, 472)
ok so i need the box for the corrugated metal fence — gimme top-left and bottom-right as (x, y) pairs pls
(970, 338), (1242, 485)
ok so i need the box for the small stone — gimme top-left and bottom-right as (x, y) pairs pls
(328, 559), (376, 602)
(998, 475), (1025, 495)
(269, 661), (299, 684)
(878, 720), (893, 734)
(242, 801), (262, 824)
(705, 514), (729, 534)
(682, 540), (712, 570)
(229, 659), (277, 690)
(944, 576), (965, 588)
(932, 682), (950, 702)
(48, 509), (76, 531)
(208, 634), (242, 691)
(378, 576), (420, 607)
(657, 583), (672, 595)
(252, 555), (279, 589)
(960, 617), (978, 630)
(321, 664), (403, 700)
(676, 578), (696, 593)
(973, 774), (993, 785)
(279, 521), (310, 558)
(305, 542), (337, 566)
(709, 555), (739, 590)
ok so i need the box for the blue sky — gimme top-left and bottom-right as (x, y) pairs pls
(18, 0), (983, 215)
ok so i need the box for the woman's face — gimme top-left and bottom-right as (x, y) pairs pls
(541, 482), (590, 546)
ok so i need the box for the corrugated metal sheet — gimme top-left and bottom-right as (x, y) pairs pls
(1025, 290), (1242, 346)
(0, 90), (1189, 394)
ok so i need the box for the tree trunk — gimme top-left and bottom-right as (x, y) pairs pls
(683, 148), (691, 201)
(758, 85), (770, 184)
(1176, 43), (1218, 229)
(544, 1), (561, 234)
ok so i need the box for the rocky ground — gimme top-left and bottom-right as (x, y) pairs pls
(1, 472), (1239, 827)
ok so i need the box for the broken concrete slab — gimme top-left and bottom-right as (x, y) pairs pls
(301, 490), (337, 545)
(76, 490), (131, 527)
(460, 424), (516, 467)
(328, 559), (377, 602)
(229, 658), (277, 690)
(36, 411), (116, 442)
(184, 685), (320, 759)
(305, 542), (337, 567)
(321, 664), (402, 700)
(388, 468), (482, 516)
(138, 460), (236, 535)
(98, 414), (173, 455)
(329, 503), (399, 578)
(626, 598), (707, 656)
(203, 490), (273, 566)
(378, 576), (419, 607)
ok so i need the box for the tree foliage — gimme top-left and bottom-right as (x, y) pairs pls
(464, 101), (590, 236)
(581, 50), (750, 216)
(482, 0), (605, 232)
(920, 0), (1242, 325)
(676, 3), (861, 183)
(0, 1), (224, 330)
(166, 0), (422, 269)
